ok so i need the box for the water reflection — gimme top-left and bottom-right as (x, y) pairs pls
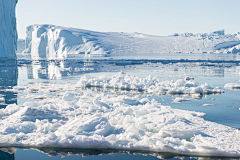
(0, 59), (17, 159)
(0, 60), (18, 108)
(2, 147), (239, 160)
(27, 59), (96, 80)
(22, 59), (239, 80)
(0, 150), (14, 160)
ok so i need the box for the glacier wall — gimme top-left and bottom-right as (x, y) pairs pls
(24, 25), (240, 59)
(24, 25), (108, 59)
(0, 0), (18, 58)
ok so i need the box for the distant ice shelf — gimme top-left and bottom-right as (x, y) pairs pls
(22, 25), (240, 59)
(0, 0), (18, 58)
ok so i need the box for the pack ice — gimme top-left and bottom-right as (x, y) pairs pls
(2, 73), (240, 157)
(0, 0), (18, 58)
(0, 90), (240, 157)
(11, 73), (224, 95)
(23, 25), (240, 58)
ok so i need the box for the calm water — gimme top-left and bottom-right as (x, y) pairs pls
(1, 54), (240, 159)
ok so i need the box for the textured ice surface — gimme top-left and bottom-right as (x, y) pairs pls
(10, 73), (224, 95)
(23, 25), (240, 58)
(0, 0), (18, 58)
(0, 89), (240, 157)
(76, 73), (224, 94)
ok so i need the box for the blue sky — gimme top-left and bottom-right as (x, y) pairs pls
(16, 0), (240, 39)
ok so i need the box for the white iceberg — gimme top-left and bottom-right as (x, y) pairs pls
(23, 25), (240, 58)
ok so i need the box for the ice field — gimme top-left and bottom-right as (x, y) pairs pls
(0, 54), (239, 159)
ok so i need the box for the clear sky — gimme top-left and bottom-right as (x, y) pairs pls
(16, 0), (240, 39)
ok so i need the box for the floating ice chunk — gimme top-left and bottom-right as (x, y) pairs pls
(8, 73), (224, 97)
(0, 97), (4, 103)
(224, 83), (240, 89)
(202, 104), (215, 106)
(77, 73), (224, 95)
(191, 93), (202, 99)
(173, 97), (191, 103)
(62, 92), (75, 101)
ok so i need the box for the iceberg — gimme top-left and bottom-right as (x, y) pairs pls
(23, 25), (240, 58)
(17, 39), (25, 53)
(24, 25), (109, 59)
(0, 0), (18, 58)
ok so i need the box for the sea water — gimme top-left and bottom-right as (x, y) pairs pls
(0, 54), (240, 159)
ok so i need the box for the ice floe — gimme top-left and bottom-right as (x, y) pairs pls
(224, 83), (240, 89)
(202, 104), (215, 106)
(9, 73), (224, 95)
(76, 73), (224, 94)
(0, 90), (239, 157)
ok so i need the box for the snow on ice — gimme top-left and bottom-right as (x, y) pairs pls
(1, 73), (239, 157)
(0, 89), (240, 157)
(22, 25), (240, 58)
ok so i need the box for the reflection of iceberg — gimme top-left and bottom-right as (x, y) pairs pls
(13, 147), (201, 159)
(173, 63), (224, 77)
(0, 150), (14, 160)
(27, 59), (96, 80)
(0, 60), (18, 108)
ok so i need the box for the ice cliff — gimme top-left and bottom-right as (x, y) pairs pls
(24, 25), (109, 59)
(23, 25), (240, 59)
(17, 39), (25, 53)
(0, 0), (18, 58)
